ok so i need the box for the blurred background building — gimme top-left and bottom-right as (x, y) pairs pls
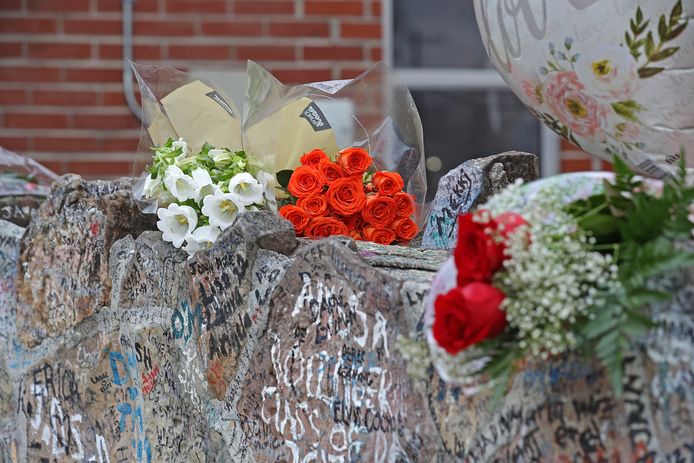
(0, 0), (609, 191)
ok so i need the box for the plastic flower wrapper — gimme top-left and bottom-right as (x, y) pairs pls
(242, 61), (428, 227)
(0, 146), (58, 197)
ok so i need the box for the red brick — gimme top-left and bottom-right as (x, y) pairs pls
(28, 43), (91, 59)
(560, 158), (592, 172)
(304, 46), (362, 61)
(269, 21), (330, 37)
(134, 20), (195, 36)
(341, 23), (381, 39)
(64, 19), (121, 35)
(0, 0), (22, 10)
(0, 42), (22, 58)
(66, 161), (131, 176)
(5, 113), (69, 129)
(0, 137), (29, 152)
(602, 160), (614, 171)
(0, 17), (57, 34)
(37, 161), (66, 174)
(33, 89), (98, 106)
(201, 21), (263, 36)
(101, 137), (138, 152)
(73, 114), (140, 130)
(34, 137), (99, 152)
(372, 0), (381, 16)
(97, 0), (158, 11)
(0, 67), (61, 82)
(234, 1), (293, 14)
(28, 0), (89, 11)
(339, 68), (367, 79)
(236, 45), (294, 61)
(305, 1), (363, 15)
(66, 68), (121, 83)
(169, 44), (229, 60)
(0, 89), (27, 105)
(102, 91), (128, 106)
(99, 44), (162, 60)
(370, 47), (382, 61)
(272, 68), (332, 84)
(166, 0), (226, 13)
(560, 138), (576, 151)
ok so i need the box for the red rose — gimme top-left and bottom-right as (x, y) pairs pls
(349, 229), (363, 241)
(391, 218), (419, 241)
(326, 176), (366, 216)
(279, 205), (311, 235)
(362, 193), (397, 228)
(372, 171), (405, 197)
(496, 212), (529, 238)
(297, 194), (328, 217)
(338, 214), (360, 232)
(433, 282), (507, 355)
(454, 212), (504, 285)
(300, 149), (329, 167)
(306, 216), (349, 238)
(287, 166), (324, 198)
(337, 147), (372, 176)
(317, 159), (344, 185)
(363, 226), (396, 245)
(393, 192), (416, 218)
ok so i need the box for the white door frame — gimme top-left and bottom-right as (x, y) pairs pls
(382, 0), (560, 176)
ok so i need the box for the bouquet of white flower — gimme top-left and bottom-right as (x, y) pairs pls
(141, 137), (276, 256)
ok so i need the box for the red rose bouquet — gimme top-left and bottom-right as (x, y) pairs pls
(277, 148), (418, 245)
(398, 157), (694, 401)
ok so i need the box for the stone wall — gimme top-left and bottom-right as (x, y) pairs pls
(2, 153), (694, 462)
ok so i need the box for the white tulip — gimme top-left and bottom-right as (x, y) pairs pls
(157, 203), (198, 248)
(202, 192), (245, 230)
(164, 165), (197, 202)
(183, 225), (222, 256)
(256, 170), (277, 211)
(191, 167), (219, 202)
(171, 137), (189, 161)
(142, 174), (163, 199)
(228, 172), (264, 206)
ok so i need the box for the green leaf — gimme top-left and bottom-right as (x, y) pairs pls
(650, 46), (680, 61)
(630, 19), (639, 36)
(638, 67), (665, 78)
(636, 6), (643, 24)
(666, 23), (687, 40)
(611, 101), (641, 123)
(645, 31), (655, 57)
(658, 15), (668, 41)
(636, 21), (650, 36)
(276, 169), (294, 189)
(671, 0), (683, 23)
(622, 288), (671, 309)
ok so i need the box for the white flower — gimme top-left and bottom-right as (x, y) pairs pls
(256, 170), (277, 211)
(202, 191), (245, 230)
(142, 174), (163, 199)
(228, 172), (264, 206)
(157, 203), (198, 248)
(164, 165), (197, 202)
(171, 137), (189, 161)
(576, 45), (638, 100)
(191, 167), (219, 202)
(183, 225), (222, 256)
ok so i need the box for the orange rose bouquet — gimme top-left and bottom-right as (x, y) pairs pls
(277, 147), (418, 245)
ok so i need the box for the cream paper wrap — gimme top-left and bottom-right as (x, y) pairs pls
(473, 0), (694, 177)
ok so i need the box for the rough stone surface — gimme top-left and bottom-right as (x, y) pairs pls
(1, 154), (693, 462)
(0, 196), (43, 227)
(422, 151), (539, 249)
(15, 175), (157, 346)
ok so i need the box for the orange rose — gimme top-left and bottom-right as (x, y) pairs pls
(306, 217), (349, 238)
(288, 166), (324, 198)
(297, 194), (328, 217)
(317, 159), (343, 185)
(337, 147), (372, 176)
(391, 218), (419, 241)
(279, 205), (311, 235)
(363, 226), (396, 245)
(300, 149), (329, 167)
(393, 192), (416, 218)
(338, 214), (360, 232)
(326, 176), (366, 216)
(372, 171), (404, 196)
(362, 193), (396, 227)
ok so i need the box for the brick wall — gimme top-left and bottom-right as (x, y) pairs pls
(0, 0), (382, 178)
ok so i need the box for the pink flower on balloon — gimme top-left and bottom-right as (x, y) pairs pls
(544, 71), (608, 139)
